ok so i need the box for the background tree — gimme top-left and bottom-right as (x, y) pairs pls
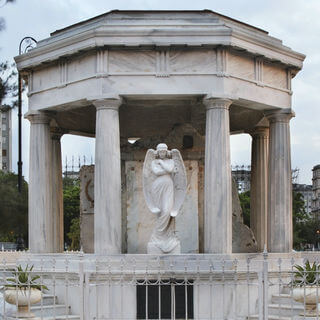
(0, 61), (18, 108)
(0, 0), (17, 60)
(238, 189), (315, 250)
(0, 171), (81, 249)
(67, 217), (80, 251)
(0, 0), (16, 31)
(0, 171), (28, 243)
(292, 191), (319, 249)
(1, 0), (21, 111)
(239, 190), (250, 227)
(0, 0), (27, 248)
(292, 191), (308, 248)
(63, 177), (80, 250)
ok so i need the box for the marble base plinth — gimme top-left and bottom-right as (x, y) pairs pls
(147, 242), (181, 254)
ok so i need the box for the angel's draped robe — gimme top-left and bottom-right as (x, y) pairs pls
(150, 159), (179, 253)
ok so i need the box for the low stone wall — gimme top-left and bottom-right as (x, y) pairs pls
(8, 252), (317, 319)
(0, 251), (25, 268)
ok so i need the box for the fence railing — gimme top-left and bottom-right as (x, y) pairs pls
(0, 252), (320, 320)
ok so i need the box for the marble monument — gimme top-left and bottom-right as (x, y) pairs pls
(13, 10), (308, 320)
(15, 10), (305, 254)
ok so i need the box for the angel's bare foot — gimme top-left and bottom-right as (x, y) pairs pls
(151, 207), (161, 214)
(170, 210), (178, 217)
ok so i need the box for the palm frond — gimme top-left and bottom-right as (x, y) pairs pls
(291, 260), (320, 287)
(4, 264), (48, 292)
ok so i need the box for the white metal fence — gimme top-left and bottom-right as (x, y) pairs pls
(0, 252), (320, 320)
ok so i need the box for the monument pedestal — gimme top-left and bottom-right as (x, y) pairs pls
(147, 242), (181, 254)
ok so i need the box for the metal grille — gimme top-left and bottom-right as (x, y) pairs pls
(136, 279), (194, 319)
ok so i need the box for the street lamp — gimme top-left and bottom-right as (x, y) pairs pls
(316, 230), (320, 250)
(17, 37), (37, 193)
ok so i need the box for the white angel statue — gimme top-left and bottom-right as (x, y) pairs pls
(143, 143), (187, 254)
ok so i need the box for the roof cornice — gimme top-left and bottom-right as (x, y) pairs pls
(14, 11), (305, 71)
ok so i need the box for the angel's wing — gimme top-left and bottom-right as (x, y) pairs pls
(142, 149), (158, 214)
(171, 149), (187, 216)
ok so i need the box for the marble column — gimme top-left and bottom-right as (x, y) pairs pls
(27, 112), (53, 253)
(250, 127), (269, 251)
(266, 110), (294, 253)
(203, 98), (232, 254)
(51, 129), (64, 252)
(93, 98), (122, 254)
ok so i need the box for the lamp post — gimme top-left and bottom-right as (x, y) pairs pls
(18, 37), (37, 193)
(316, 230), (320, 250)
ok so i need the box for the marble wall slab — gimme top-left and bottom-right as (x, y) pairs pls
(228, 52), (255, 80)
(80, 160), (199, 254)
(125, 160), (156, 254)
(109, 50), (156, 73)
(79, 165), (94, 253)
(169, 50), (216, 73)
(79, 158), (255, 253)
(263, 61), (288, 89)
(126, 160), (199, 254)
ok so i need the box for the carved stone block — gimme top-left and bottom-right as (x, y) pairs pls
(126, 160), (199, 254)
(79, 165), (94, 253)
(109, 50), (156, 73)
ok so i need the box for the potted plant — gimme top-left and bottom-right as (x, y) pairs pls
(3, 265), (48, 318)
(292, 260), (320, 316)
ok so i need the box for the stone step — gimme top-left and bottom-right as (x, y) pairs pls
(271, 294), (303, 306)
(34, 294), (58, 306)
(31, 304), (70, 317)
(6, 315), (79, 320)
(248, 315), (291, 320)
(41, 316), (80, 320)
(268, 303), (304, 317)
(281, 286), (292, 295)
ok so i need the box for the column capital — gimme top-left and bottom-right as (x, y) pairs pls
(50, 127), (66, 140)
(92, 98), (123, 111)
(25, 111), (52, 124)
(249, 126), (269, 138)
(203, 97), (232, 110)
(264, 109), (295, 124)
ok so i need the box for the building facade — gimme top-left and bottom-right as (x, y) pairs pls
(233, 166), (313, 214)
(292, 183), (313, 214)
(0, 107), (12, 172)
(312, 164), (320, 219)
(232, 165), (251, 193)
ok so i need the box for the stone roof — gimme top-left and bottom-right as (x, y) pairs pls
(15, 10), (305, 72)
(51, 10), (269, 36)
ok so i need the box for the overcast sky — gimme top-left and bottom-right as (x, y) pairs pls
(0, 0), (319, 184)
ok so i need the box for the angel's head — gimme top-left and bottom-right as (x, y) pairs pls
(156, 143), (169, 159)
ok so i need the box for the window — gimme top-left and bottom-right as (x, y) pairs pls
(2, 149), (6, 157)
(2, 124), (6, 131)
(2, 137), (6, 144)
(137, 279), (193, 319)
